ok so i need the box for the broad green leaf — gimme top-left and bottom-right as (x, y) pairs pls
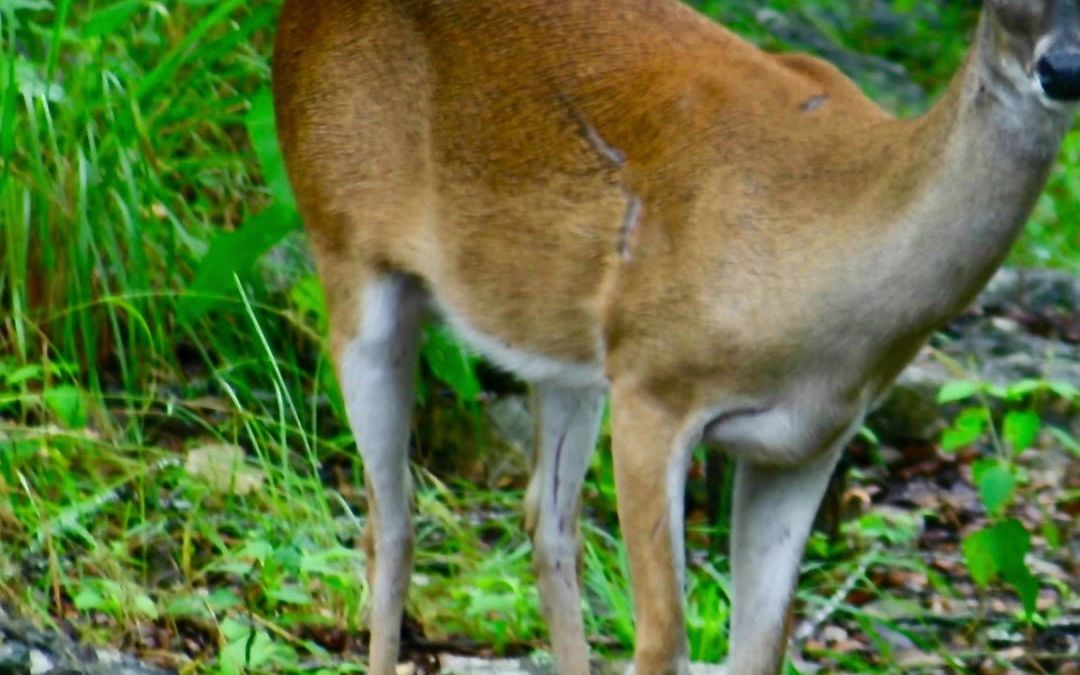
(937, 380), (980, 403)
(180, 202), (302, 320)
(80, 0), (142, 39)
(4, 364), (42, 386)
(1005, 379), (1043, 401)
(247, 89), (296, 209)
(43, 385), (87, 428)
(972, 460), (1016, 515)
(165, 595), (210, 620)
(1042, 520), (1061, 551)
(1003, 409), (1040, 454)
(422, 325), (481, 402)
(988, 519), (1031, 578)
(220, 622), (278, 675)
(206, 588), (244, 612)
(267, 584), (312, 606)
(132, 592), (159, 620)
(962, 527), (996, 587)
(989, 519), (1039, 618)
(72, 586), (108, 612)
(941, 407), (987, 451)
(1009, 568), (1040, 618)
(237, 539), (275, 564)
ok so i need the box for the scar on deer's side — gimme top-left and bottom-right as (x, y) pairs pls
(560, 96), (644, 261)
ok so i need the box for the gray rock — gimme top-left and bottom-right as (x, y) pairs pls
(27, 651), (50, 675)
(0, 643), (30, 675)
(0, 610), (173, 675)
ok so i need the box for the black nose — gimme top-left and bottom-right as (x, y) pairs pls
(1037, 50), (1080, 101)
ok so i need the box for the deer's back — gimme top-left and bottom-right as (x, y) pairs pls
(273, 0), (895, 368)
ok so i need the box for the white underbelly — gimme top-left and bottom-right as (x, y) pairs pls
(433, 297), (607, 389)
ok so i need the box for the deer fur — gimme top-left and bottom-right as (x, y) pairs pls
(272, 1), (1079, 673)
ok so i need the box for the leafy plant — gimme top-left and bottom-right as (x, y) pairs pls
(938, 378), (1078, 617)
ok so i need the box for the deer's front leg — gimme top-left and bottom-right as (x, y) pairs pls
(611, 385), (695, 675)
(727, 443), (844, 675)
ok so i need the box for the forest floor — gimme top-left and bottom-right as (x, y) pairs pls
(1, 267), (1077, 674)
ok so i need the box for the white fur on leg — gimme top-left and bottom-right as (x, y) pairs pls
(525, 384), (605, 675)
(727, 441), (846, 675)
(340, 274), (425, 675)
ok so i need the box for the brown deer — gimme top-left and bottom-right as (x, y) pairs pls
(272, 1), (1080, 673)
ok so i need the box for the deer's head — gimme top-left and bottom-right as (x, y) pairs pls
(988, 0), (1080, 102)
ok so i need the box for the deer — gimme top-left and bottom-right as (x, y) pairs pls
(271, 0), (1080, 673)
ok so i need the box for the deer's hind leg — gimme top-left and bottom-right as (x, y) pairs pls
(329, 264), (426, 675)
(525, 383), (605, 675)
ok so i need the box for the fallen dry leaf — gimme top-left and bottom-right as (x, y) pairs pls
(184, 443), (265, 496)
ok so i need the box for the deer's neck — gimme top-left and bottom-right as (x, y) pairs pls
(867, 14), (1073, 330)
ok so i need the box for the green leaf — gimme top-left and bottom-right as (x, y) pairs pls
(857, 425), (879, 445)
(165, 595), (210, 620)
(290, 276), (327, 334)
(937, 380), (980, 403)
(973, 460), (1016, 515)
(1009, 568), (1040, 618)
(1048, 426), (1080, 457)
(963, 527), (997, 587)
(131, 592), (159, 620)
(43, 385), (87, 428)
(247, 89), (296, 209)
(238, 539), (275, 564)
(0, 1), (52, 12)
(963, 519), (1036, 607)
(136, 0), (247, 101)
(422, 325), (481, 402)
(206, 588), (244, 612)
(72, 586), (108, 613)
(267, 584), (312, 606)
(219, 617), (293, 675)
(1003, 409), (1041, 454)
(988, 519), (1031, 578)
(213, 560), (256, 576)
(852, 511), (919, 545)
(300, 548), (362, 576)
(4, 364), (42, 386)
(1042, 520), (1061, 551)
(80, 0), (142, 39)
(941, 407), (987, 451)
(989, 519), (1039, 618)
(1005, 379), (1043, 401)
(180, 202), (301, 320)
(1049, 380), (1080, 400)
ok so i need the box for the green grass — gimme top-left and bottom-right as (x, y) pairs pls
(0, 1), (1077, 674)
